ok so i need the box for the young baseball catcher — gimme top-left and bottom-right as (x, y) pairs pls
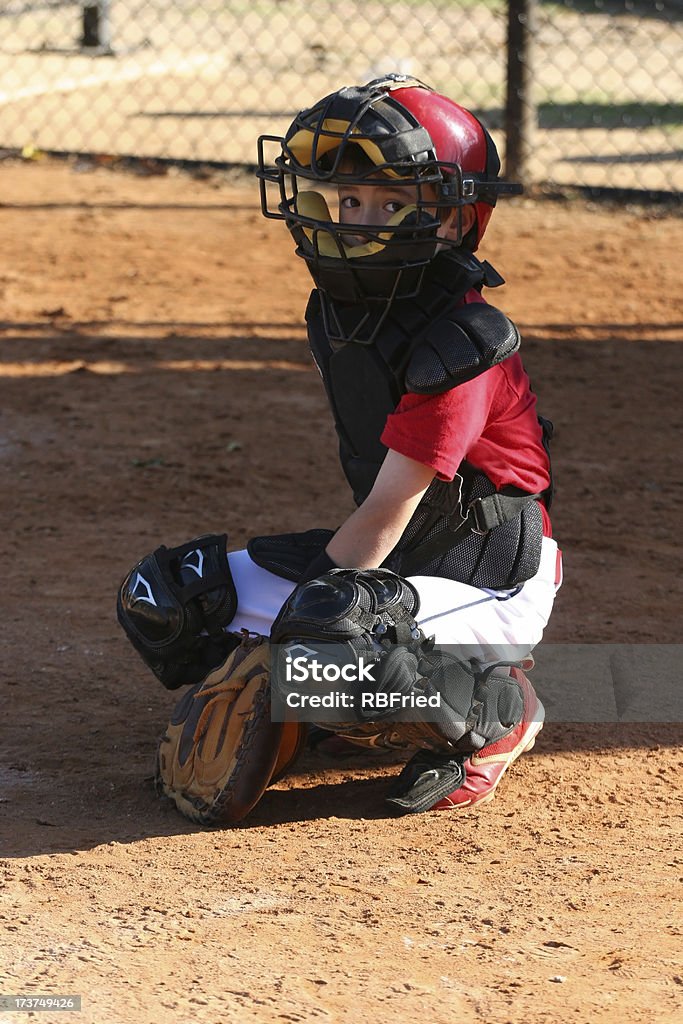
(117, 75), (563, 824)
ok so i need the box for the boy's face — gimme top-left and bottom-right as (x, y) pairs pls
(337, 178), (475, 248)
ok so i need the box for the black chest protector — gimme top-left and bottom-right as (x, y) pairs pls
(306, 250), (552, 590)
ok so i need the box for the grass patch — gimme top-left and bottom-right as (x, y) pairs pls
(539, 101), (683, 130)
(542, 0), (682, 22)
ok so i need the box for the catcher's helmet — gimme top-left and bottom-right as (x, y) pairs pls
(257, 75), (521, 311)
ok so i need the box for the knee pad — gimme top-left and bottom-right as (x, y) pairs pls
(270, 568), (423, 719)
(117, 533), (239, 689)
(271, 567), (421, 649)
(270, 567), (525, 747)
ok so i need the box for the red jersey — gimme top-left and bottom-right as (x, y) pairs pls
(381, 316), (553, 536)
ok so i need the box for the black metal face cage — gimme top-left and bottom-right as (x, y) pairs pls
(257, 132), (522, 262)
(258, 146), (436, 301)
(255, 138), (477, 347)
(263, 133), (486, 211)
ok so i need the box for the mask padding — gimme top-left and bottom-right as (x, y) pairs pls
(295, 191), (419, 260)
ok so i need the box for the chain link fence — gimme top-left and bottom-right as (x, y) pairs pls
(0, 0), (681, 196)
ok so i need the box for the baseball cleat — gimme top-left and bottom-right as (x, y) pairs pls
(385, 667), (544, 814)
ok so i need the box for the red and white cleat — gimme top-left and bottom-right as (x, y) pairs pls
(385, 668), (544, 814)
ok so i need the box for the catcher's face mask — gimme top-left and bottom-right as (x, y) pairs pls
(257, 75), (522, 328)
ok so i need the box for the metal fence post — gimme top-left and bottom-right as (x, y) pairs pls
(505, 0), (537, 184)
(80, 1), (112, 52)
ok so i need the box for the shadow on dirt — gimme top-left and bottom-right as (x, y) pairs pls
(1, 719), (681, 860)
(2, 327), (681, 860)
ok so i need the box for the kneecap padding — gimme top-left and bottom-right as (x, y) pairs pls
(270, 568), (423, 721)
(117, 533), (239, 689)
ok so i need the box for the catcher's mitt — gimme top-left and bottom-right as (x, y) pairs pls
(156, 635), (304, 825)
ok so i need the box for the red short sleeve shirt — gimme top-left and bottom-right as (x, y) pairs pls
(380, 300), (553, 536)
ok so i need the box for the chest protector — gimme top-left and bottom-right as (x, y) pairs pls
(307, 250), (551, 590)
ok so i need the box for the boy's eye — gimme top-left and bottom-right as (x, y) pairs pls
(385, 199), (405, 214)
(339, 195), (360, 209)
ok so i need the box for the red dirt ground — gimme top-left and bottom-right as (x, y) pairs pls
(0, 159), (681, 1024)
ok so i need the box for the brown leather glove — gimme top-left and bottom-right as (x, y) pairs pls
(156, 635), (304, 825)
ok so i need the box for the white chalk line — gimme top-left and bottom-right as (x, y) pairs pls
(0, 51), (226, 105)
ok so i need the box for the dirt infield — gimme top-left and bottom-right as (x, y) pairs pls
(1, 158), (682, 1024)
